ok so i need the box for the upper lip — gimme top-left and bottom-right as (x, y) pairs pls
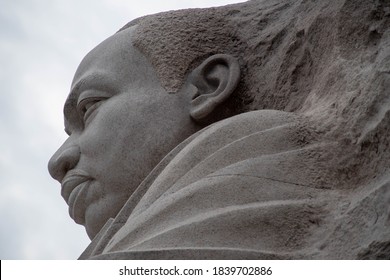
(61, 169), (92, 203)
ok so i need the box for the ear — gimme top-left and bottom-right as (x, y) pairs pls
(188, 54), (240, 122)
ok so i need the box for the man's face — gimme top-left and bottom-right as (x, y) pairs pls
(48, 26), (199, 239)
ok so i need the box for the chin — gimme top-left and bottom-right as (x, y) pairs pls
(84, 198), (124, 240)
(84, 207), (107, 240)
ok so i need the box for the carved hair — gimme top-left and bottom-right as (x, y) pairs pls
(118, 3), (255, 117)
(117, 0), (326, 115)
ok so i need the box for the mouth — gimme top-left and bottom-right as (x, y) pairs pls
(61, 169), (93, 224)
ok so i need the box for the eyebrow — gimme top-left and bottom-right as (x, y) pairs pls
(65, 75), (96, 113)
(63, 73), (116, 134)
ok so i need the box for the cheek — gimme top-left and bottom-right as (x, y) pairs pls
(78, 97), (160, 193)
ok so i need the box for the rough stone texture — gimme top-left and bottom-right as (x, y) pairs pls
(125, 0), (390, 205)
(114, 0), (390, 258)
(49, 0), (390, 260)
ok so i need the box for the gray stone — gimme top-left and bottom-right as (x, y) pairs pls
(48, 0), (390, 259)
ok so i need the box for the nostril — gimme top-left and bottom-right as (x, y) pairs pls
(48, 145), (80, 182)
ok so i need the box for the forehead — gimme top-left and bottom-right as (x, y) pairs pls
(63, 26), (160, 131)
(71, 26), (155, 91)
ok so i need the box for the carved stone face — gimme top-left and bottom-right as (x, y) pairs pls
(48, 26), (199, 239)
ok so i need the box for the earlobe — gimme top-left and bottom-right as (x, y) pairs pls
(188, 54), (240, 122)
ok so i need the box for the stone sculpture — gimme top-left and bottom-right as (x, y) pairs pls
(48, 0), (390, 259)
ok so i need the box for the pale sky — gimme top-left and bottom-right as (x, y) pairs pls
(0, 0), (248, 259)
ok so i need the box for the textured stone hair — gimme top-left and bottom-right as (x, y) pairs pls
(118, 3), (252, 117)
(119, 7), (247, 92)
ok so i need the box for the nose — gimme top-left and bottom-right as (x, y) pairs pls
(48, 140), (81, 182)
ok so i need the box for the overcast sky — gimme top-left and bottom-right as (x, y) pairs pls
(0, 0), (247, 259)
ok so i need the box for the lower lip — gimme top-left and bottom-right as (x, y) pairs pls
(68, 181), (91, 224)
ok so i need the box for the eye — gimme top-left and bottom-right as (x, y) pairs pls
(77, 97), (105, 124)
(76, 89), (113, 125)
